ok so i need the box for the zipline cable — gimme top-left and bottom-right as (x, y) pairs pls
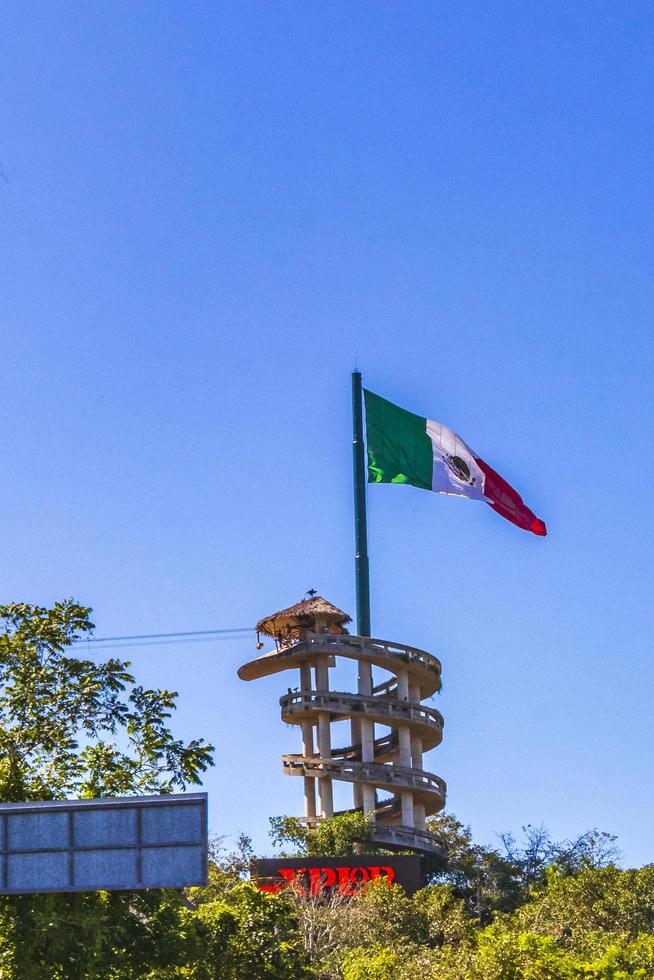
(75, 627), (254, 644)
(71, 626), (256, 652)
(74, 635), (254, 653)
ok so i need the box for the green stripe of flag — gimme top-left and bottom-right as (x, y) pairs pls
(363, 389), (433, 489)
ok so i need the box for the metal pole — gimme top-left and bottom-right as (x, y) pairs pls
(352, 371), (371, 636)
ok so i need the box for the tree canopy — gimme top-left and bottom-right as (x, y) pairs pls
(0, 600), (213, 801)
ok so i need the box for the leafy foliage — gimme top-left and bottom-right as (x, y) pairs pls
(269, 811), (375, 856)
(0, 600), (214, 800)
(261, 812), (646, 979)
(425, 811), (620, 921)
(314, 864), (654, 979)
(189, 883), (311, 979)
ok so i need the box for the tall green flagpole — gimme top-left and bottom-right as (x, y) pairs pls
(352, 371), (371, 636)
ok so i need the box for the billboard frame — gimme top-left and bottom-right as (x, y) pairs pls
(0, 793), (208, 895)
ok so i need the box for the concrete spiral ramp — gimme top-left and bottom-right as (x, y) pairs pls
(238, 598), (447, 856)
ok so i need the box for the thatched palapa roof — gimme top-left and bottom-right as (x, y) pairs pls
(256, 596), (351, 639)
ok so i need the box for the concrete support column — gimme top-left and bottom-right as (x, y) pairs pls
(358, 659), (373, 697)
(411, 734), (423, 771)
(315, 660), (329, 692)
(362, 784), (376, 813)
(409, 681), (424, 772)
(407, 680), (424, 831)
(302, 720), (316, 819)
(358, 660), (376, 818)
(315, 658), (333, 819)
(397, 722), (414, 827)
(398, 726), (412, 767)
(317, 713), (332, 759)
(360, 717), (375, 762)
(401, 792), (415, 827)
(350, 716), (362, 758)
(350, 716), (363, 809)
(303, 768), (316, 817)
(300, 663), (312, 692)
(317, 740), (333, 817)
(397, 670), (409, 701)
(299, 663), (316, 819)
(303, 779), (317, 819)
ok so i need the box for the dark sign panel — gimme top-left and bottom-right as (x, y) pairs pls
(254, 854), (424, 897)
(0, 793), (208, 894)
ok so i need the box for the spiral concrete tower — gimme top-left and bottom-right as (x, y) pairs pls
(238, 596), (446, 855)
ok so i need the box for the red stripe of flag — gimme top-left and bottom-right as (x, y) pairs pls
(476, 457), (547, 536)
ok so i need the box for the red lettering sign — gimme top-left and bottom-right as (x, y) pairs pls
(257, 863), (397, 896)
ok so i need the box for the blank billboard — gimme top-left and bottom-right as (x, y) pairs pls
(0, 793), (208, 894)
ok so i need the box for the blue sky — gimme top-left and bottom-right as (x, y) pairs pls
(1, 2), (653, 866)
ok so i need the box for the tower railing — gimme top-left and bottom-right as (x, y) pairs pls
(239, 629), (446, 855)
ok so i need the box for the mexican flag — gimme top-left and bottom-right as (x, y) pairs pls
(364, 389), (546, 536)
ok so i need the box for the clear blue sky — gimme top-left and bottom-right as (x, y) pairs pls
(1, 2), (653, 866)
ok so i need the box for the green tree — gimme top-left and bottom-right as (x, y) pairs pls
(0, 600), (213, 800)
(341, 944), (404, 980)
(0, 599), (215, 979)
(187, 883), (312, 979)
(425, 812), (522, 920)
(269, 811), (374, 856)
(426, 812), (619, 922)
(514, 864), (654, 947)
(190, 833), (256, 902)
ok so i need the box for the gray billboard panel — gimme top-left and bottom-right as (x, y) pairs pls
(0, 793), (208, 894)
